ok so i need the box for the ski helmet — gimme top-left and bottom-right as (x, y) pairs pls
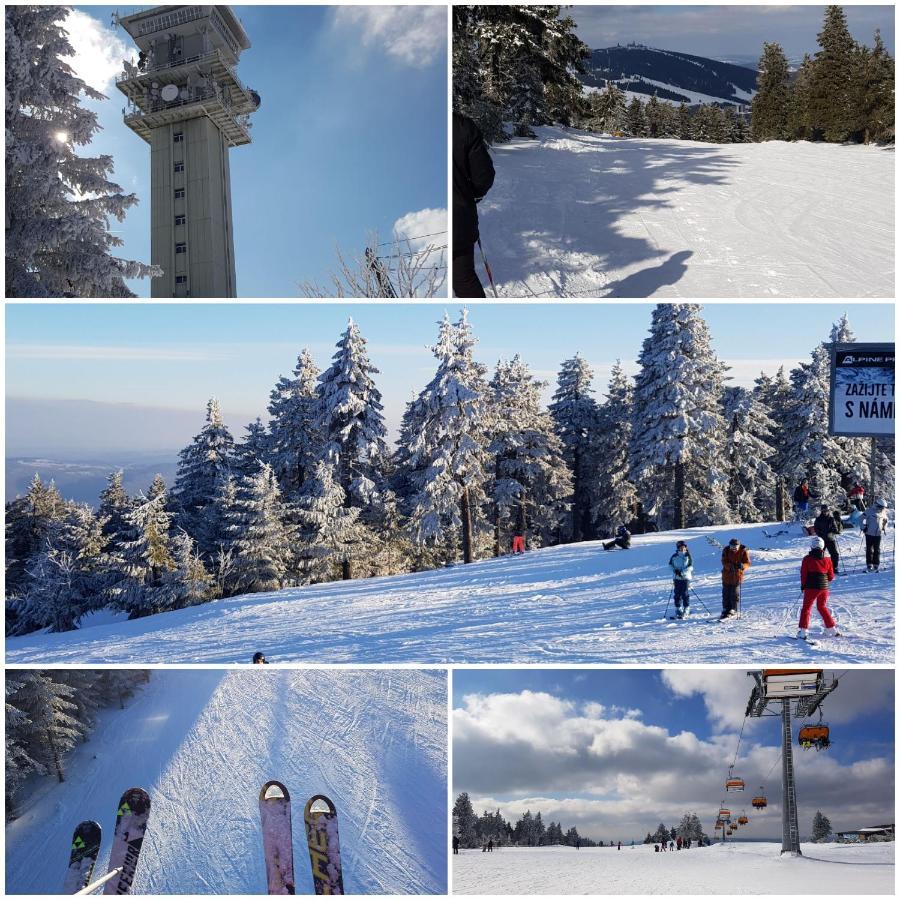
(810, 536), (825, 550)
(876, 498), (888, 508)
(729, 538), (740, 547)
(676, 540), (687, 549)
(252, 651), (266, 664)
(820, 504), (829, 513)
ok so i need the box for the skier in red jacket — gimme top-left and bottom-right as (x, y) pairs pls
(798, 536), (840, 639)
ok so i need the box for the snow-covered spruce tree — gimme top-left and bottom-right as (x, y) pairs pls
(645, 94), (665, 138)
(486, 355), (571, 552)
(5, 6), (158, 297)
(222, 464), (292, 596)
(453, 792), (479, 848)
(593, 361), (638, 537)
(6, 501), (106, 636)
(172, 398), (235, 559)
(692, 104), (727, 143)
(630, 304), (730, 529)
(754, 366), (795, 519)
(5, 473), (66, 599)
(97, 469), (133, 559)
(267, 348), (321, 501)
(451, 6), (589, 141)
(117, 480), (175, 618)
(751, 42), (791, 141)
(585, 83), (625, 134)
(294, 459), (366, 584)
(234, 418), (270, 477)
(316, 319), (387, 521)
(403, 312), (490, 564)
(5, 671), (83, 785)
(782, 317), (870, 505)
(722, 386), (777, 521)
(155, 531), (213, 611)
(549, 354), (600, 541)
(676, 102), (692, 140)
(625, 97), (647, 137)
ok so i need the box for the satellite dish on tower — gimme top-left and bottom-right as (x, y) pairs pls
(161, 84), (179, 102)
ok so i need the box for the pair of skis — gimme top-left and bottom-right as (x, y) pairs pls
(260, 781), (344, 895)
(63, 788), (151, 895)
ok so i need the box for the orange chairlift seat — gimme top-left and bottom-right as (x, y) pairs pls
(798, 723), (830, 750)
(725, 777), (745, 791)
(751, 788), (768, 809)
(738, 814), (749, 825)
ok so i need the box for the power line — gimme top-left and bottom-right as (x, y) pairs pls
(376, 230), (447, 247)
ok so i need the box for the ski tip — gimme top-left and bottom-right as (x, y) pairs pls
(304, 794), (336, 817)
(118, 787), (151, 816)
(260, 780), (291, 803)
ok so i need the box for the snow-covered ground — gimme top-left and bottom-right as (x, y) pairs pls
(452, 842), (895, 894)
(477, 126), (894, 298)
(5, 669), (447, 894)
(6, 522), (892, 665)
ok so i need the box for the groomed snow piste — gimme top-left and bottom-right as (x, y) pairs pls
(6, 521), (893, 665)
(452, 841), (895, 895)
(5, 669), (447, 895)
(476, 126), (894, 298)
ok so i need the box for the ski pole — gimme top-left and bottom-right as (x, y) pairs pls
(689, 587), (712, 615)
(477, 236), (499, 298)
(75, 867), (122, 895)
(663, 586), (673, 620)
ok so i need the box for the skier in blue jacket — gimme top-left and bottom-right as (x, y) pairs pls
(668, 540), (694, 618)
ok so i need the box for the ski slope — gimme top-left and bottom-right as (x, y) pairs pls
(476, 126), (894, 298)
(6, 522), (893, 665)
(4, 669), (447, 895)
(452, 841), (895, 894)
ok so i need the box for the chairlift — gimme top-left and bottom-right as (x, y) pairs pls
(718, 807), (731, 818)
(799, 710), (831, 750)
(725, 777), (745, 792)
(751, 787), (768, 809)
(738, 813), (749, 825)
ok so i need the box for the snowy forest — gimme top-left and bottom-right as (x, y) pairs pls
(6, 669), (150, 819)
(453, 792), (708, 848)
(453, 5), (894, 145)
(5, 305), (893, 637)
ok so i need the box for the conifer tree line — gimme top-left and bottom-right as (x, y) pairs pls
(453, 792), (598, 848)
(454, 5), (893, 146)
(6, 307), (891, 637)
(643, 814), (708, 846)
(6, 669), (150, 819)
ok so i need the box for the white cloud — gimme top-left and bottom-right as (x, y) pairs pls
(393, 208), (447, 251)
(62, 9), (135, 93)
(454, 685), (894, 840)
(331, 6), (446, 69)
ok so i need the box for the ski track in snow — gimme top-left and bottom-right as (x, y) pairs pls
(4, 670), (447, 895)
(452, 842), (895, 895)
(6, 522), (893, 665)
(476, 126), (894, 298)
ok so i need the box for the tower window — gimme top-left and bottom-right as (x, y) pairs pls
(174, 188), (185, 199)
(175, 242), (187, 254)
(173, 132), (184, 143)
(174, 162), (184, 173)
(175, 275), (188, 285)
(175, 214), (186, 226)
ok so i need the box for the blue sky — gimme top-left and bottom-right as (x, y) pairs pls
(67, 6), (447, 297)
(452, 668), (894, 839)
(6, 302), (892, 457)
(572, 6), (895, 60)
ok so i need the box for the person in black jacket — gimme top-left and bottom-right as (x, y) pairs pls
(813, 504), (843, 572)
(603, 525), (631, 551)
(453, 112), (495, 298)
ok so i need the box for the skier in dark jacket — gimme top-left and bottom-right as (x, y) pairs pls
(453, 112), (495, 298)
(797, 536), (839, 639)
(603, 524), (631, 551)
(813, 505), (843, 572)
(253, 651), (268, 664)
(452, 835), (460, 854)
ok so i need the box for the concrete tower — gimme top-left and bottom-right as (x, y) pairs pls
(115, 6), (259, 298)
